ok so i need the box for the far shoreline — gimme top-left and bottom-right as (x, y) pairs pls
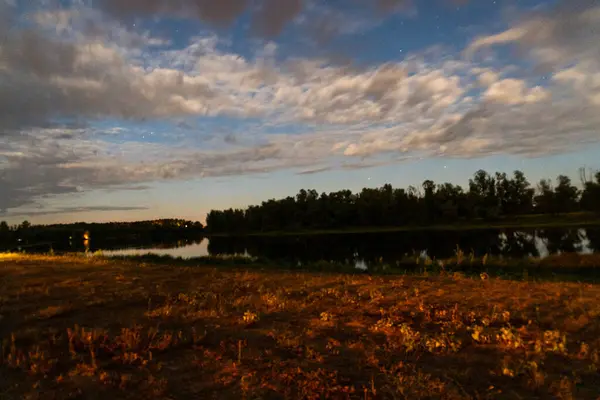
(204, 212), (600, 237)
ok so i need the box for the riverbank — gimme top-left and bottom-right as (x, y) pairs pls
(206, 212), (600, 237)
(105, 252), (600, 282)
(1, 254), (600, 399)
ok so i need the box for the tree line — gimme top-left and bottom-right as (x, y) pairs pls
(0, 219), (204, 250)
(206, 169), (600, 233)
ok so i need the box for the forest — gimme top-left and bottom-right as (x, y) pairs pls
(206, 169), (600, 233)
(0, 219), (204, 250)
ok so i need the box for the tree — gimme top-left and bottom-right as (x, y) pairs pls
(554, 175), (579, 213)
(535, 179), (555, 214)
(422, 180), (436, 222)
(204, 168), (590, 233)
(510, 170), (534, 215)
(435, 183), (464, 220)
(469, 170), (498, 218)
(0, 221), (10, 244)
(580, 169), (600, 213)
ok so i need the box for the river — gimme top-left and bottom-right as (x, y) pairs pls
(92, 227), (600, 269)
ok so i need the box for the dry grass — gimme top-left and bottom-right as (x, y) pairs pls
(2, 254), (600, 399)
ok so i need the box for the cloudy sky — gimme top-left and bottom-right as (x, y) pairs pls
(1, 0), (599, 224)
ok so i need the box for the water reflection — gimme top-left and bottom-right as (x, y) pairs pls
(104, 239), (209, 258)
(215, 232), (433, 265)
(587, 229), (600, 252)
(16, 227), (600, 270)
(205, 228), (598, 269)
(22, 237), (207, 257)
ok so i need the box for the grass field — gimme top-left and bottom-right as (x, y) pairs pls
(2, 254), (600, 399)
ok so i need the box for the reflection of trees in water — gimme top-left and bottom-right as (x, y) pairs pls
(213, 236), (358, 266)
(496, 229), (539, 258)
(587, 229), (600, 252)
(537, 228), (585, 254)
(209, 228), (594, 268)
(45, 237), (206, 254)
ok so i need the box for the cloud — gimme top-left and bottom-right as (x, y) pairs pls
(376, 0), (412, 11)
(251, 0), (304, 37)
(5, 206), (149, 218)
(0, 134), (105, 212)
(465, 0), (600, 73)
(0, 8), (465, 133)
(484, 79), (548, 105)
(99, 0), (429, 39)
(101, 0), (249, 25)
(297, 166), (332, 175)
(0, 26), (175, 132)
(101, 0), (307, 38)
(474, 69), (499, 86)
(223, 133), (238, 144)
(0, 129), (329, 212)
(101, 185), (152, 193)
(2, 0), (600, 217)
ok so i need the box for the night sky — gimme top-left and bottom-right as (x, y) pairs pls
(1, 0), (599, 224)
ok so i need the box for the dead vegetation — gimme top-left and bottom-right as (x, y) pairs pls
(2, 254), (600, 399)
